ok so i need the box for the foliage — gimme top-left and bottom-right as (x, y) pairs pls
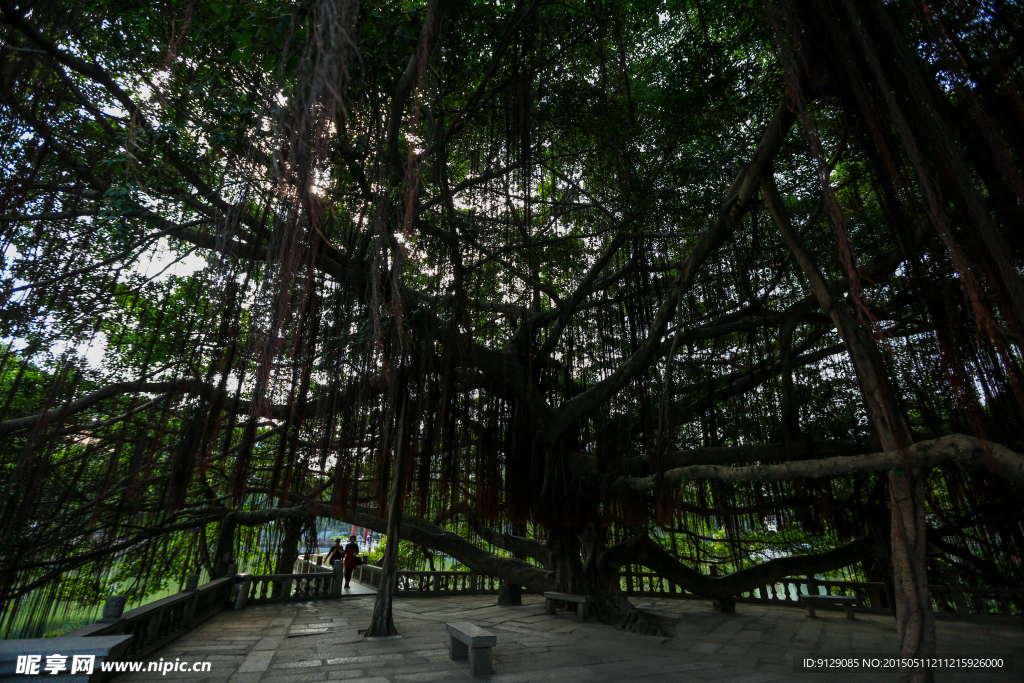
(1, 0), (1022, 639)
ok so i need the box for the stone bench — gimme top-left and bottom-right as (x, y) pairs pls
(543, 591), (595, 621)
(800, 594), (859, 619)
(446, 622), (496, 678)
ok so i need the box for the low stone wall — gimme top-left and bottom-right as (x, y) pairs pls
(66, 576), (233, 660)
(620, 568), (1024, 620)
(355, 565), (504, 596)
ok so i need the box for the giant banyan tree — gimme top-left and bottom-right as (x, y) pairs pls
(2, 0), (1023, 678)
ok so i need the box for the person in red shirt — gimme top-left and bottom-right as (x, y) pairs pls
(343, 534), (360, 589)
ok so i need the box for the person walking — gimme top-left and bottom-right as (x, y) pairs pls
(343, 534), (360, 589)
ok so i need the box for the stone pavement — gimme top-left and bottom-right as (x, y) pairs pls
(119, 593), (1023, 683)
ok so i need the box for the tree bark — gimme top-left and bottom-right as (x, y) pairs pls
(274, 516), (306, 577)
(365, 404), (408, 637)
(778, 310), (801, 456)
(212, 513), (238, 578)
(547, 527), (588, 596)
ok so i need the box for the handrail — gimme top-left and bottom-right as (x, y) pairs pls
(67, 576), (234, 659)
(354, 565), (504, 595)
(61, 561), (1018, 667)
(237, 569), (340, 605)
(617, 569), (1024, 619)
(64, 564), (342, 656)
(294, 554), (334, 574)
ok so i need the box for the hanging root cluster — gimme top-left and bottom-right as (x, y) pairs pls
(0, 0), (1022, 656)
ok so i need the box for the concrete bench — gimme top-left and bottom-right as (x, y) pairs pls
(543, 591), (595, 621)
(800, 594), (859, 619)
(446, 622), (496, 678)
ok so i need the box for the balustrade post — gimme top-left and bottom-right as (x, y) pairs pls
(146, 612), (163, 643)
(625, 565), (634, 594)
(805, 573), (820, 597)
(184, 592), (197, 625)
(226, 562), (239, 605)
(234, 575), (251, 610)
(712, 597), (736, 613)
(183, 573), (200, 624)
(470, 571), (478, 595)
(331, 560), (343, 597)
(867, 585), (884, 612)
(98, 595), (127, 623)
(945, 574), (971, 616)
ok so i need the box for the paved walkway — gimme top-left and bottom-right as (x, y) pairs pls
(121, 592), (1022, 683)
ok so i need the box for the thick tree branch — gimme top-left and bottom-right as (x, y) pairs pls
(567, 439), (860, 478)
(617, 434), (1024, 489)
(0, 377), (347, 434)
(537, 209), (641, 360)
(600, 533), (871, 599)
(455, 505), (552, 569)
(217, 502), (554, 592)
(552, 99), (796, 434)
(326, 505), (554, 593)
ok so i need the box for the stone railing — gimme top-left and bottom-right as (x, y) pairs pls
(619, 569), (1024, 620)
(20, 561), (345, 672)
(294, 554), (334, 574)
(233, 567), (341, 607)
(68, 575), (234, 659)
(355, 565), (503, 595)
(60, 561), (342, 661)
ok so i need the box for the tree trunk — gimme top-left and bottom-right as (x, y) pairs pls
(778, 311), (801, 457)
(274, 515), (305, 576)
(365, 403), (408, 637)
(763, 173), (935, 682)
(888, 469), (933, 683)
(549, 524), (641, 628)
(212, 513), (238, 578)
(547, 527), (588, 596)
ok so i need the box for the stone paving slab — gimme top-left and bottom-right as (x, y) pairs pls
(115, 591), (1023, 683)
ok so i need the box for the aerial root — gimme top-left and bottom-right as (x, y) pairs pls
(616, 608), (671, 637)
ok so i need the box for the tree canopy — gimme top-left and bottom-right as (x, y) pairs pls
(2, 0), (1023, 673)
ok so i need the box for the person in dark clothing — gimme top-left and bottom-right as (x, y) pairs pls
(326, 538), (344, 567)
(343, 535), (360, 589)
